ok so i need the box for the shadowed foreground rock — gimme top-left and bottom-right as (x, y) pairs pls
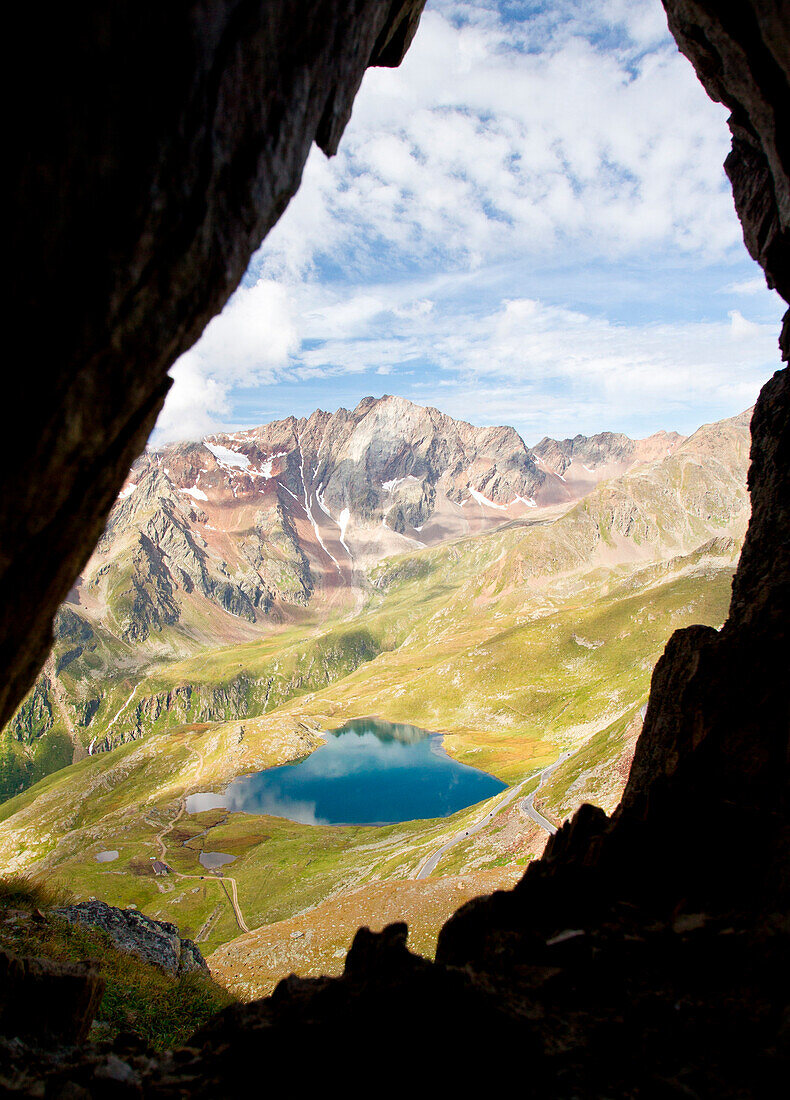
(0, 948), (104, 1046)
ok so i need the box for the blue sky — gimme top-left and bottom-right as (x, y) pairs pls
(154, 0), (786, 446)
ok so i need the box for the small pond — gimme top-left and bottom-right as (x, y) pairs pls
(95, 850), (119, 862)
(199, 852), (236, 870)
(185, 718), (506, 826)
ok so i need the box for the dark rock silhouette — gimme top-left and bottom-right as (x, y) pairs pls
(0, 948), (103, 1046)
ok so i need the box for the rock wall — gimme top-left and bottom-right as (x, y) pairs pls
(3, 0), (425, 730)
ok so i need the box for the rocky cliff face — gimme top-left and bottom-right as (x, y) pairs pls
(52, 396), (692, 651)
(161, 395), (555, 575)
(532, 428), (684, 478)
(105, 395), (694, 620)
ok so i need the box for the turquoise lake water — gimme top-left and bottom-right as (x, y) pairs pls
(185, 718), (506, 826)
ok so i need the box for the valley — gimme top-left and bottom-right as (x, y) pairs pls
(0, 398), (750, 999)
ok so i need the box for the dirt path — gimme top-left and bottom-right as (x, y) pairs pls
(413, 775), (535, 880)
(193, 904), (223, 943)
(519, 750), (574, 835)
(414, 742), (584, 880)
(153, 741), (251, 934)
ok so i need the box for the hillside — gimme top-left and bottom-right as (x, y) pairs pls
(1, 398), (736, 799)
(0, 403), (752, 995)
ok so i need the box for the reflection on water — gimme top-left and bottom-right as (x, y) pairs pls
(186, 718), (506, 826)
(199, 851), (236, 870)
(95, 850), (119, 862)
(186, 792), (227, 813)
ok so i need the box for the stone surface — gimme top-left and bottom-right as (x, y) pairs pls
(662, 0), (790, 301)
(3, 0), (426, 731)
(54, 900), (209, 977)
(0, 947), (104, 1045)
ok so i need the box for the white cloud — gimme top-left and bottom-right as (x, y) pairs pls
(154, 279), (298, 441)
(275, 278), (781, 438)
(411, 296), (781, 438)
(253, 0), (738, 280)
(723, 277), (772, 296)
(154, 358), (230, 443)
(152, 0), (781, 444)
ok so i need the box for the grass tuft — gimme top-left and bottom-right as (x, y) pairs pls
(0, 871), (73, 910)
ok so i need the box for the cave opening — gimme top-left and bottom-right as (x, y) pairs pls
(1, 0), (787, 1092)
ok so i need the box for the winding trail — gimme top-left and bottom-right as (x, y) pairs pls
(519, 750), (573, 835)
(152, 742), (251, 934)
(414, 774), (533, 881)
(414, 748), (575, 881)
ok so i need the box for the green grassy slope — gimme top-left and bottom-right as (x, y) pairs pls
(0, 414), (749, 986)
(0, 876), (232, 1047)
(0, 537), (737, 959)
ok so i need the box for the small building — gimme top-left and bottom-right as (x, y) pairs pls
(150, 859), (171, 876)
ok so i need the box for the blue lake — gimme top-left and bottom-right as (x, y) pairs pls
(185, 718), (506, 826)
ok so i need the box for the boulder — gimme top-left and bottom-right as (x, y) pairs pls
(54, 900), (209, 976)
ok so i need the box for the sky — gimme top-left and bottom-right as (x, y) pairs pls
(153, 0), (786, 447)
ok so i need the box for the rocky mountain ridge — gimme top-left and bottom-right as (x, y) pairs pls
(532, 429), (684, 478)
(54, 900), (208, 976)
(107, 395), (689, 630)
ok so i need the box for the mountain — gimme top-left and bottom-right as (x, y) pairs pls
(0, 401), (752, 994)
(532, 428), (684, 477)
(83, 396), (693, 641)
(0, 400), (749, 802)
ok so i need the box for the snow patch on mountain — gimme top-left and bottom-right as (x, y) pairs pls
(180, 485), (208, 501)
(468, 487), (509, 510)
(338, 508), (352, 558)
(382, 476), (418, 493)
(205, 442), (250, 469)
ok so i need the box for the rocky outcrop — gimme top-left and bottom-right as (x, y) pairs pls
(99, 466), (278, 641)
(1, 909), (785, 1093)
(8, 678), (53, 744)
(95, 629), (383, 750)
(2, 0), (426, 730)
(54, 900), (208, 977)
(663, 1), (790, 302)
